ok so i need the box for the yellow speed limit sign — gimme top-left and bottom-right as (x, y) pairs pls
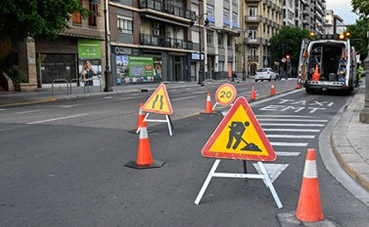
(215, 83), (237, 105)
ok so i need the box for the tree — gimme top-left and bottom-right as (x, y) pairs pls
(269, 26), (310, 68)
(352, 0), (369, 18)
(0, 0), (88, 42)
(346, 19), (369, 61)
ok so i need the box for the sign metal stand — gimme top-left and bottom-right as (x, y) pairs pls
(194, 159), (283, 209)
(137, 113), (173, 136)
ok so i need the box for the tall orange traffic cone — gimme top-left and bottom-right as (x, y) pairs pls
(296, 149), (324, 222)
(312, 64), (320, 81)
(250, 86), (256, 101)
(270, 84), (276, 95)
(125, 123), (165, 169)
(205, 92), (213, 114)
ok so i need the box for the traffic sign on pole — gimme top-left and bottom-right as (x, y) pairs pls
(215, 83), (237, 106)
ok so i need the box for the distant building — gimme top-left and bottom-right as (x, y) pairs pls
(325, 10), (345, 35)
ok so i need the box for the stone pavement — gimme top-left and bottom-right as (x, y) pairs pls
(331, 82), (369, 192)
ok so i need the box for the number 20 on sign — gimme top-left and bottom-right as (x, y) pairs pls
(215, 83), (237, 106)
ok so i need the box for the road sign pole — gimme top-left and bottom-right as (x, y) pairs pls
(258, 161), (283, 209)
(194, 159), (221, 205)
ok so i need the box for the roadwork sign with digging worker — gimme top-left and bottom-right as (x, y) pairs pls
(202, 96), (276, 161)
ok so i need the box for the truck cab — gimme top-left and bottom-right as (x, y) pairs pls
(297, 34), (358, 94)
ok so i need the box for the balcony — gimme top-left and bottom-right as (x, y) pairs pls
(271, 3), (276, 10)
(248, 56), (259, 62)
(245, 37), (263, 45)
(267, 19), (272, 26)
(267, 0), (272, 7)
(262, 0), (267, 5)
(262, 17), (268, 24)
(245, 15), (262, 23)
(139, 0), (196, 21)
(140, 33), (193, 50)
(245, 0), (262, 2)
(272, 21), (276, 28)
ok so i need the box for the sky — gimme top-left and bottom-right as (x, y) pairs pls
(326, 0), (359, 25)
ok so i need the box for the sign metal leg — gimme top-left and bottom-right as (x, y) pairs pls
(194, 159), (221, 205)
(257, 161), (283, 209)
(166, 115), (173, 136)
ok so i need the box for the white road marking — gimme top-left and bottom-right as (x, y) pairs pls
(192, 91), (207, 94)
(271, 142), (309, 147)
(258, 118), (328, 122)
(257, 115), (321, 118)
(261, 123), (325, 127)
(0, 109), (7, 111)
(119, 97), (138, 101)
(262, 128), (321, 132)
(27, 114), (87, 125)
(253, 163), (289, 183)
(276, 152), (300, 156)
(172, 95), (197, 101)
(103, 96), (113, 99)
(266, 134), (315, 139)
(15, 109), (42, 114)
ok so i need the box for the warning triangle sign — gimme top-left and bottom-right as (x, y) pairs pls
(202, 96), (276, 161)
(142, 83), (173, 115)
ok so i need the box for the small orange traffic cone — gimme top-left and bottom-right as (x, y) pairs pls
(205, 92), (213, 114)
(125, 122), (165, 169)
(270, 84), (276, 95)
(312, 64), (321, 81)
(136, 103), (146, 131)
(296, 149), (324, 222)
(250, 86), (256, 101)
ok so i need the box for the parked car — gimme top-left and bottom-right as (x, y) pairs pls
(255, 68), (277, 82)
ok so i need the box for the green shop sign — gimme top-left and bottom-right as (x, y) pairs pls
(78, 39), (101, 58)
(128, 56), (154, 77)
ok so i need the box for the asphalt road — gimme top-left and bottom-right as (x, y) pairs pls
(1, 80), (369, 226)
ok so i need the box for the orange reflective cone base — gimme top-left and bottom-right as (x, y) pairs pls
(296, 149), (324, 222)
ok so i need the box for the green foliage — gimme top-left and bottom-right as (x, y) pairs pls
(346, 18), (369, 60)
(352, 0), (369, 18)
(0, 0), (89, 41)
(270, 26), (310, 67)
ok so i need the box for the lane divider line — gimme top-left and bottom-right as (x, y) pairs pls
(27, 114), (87, 125)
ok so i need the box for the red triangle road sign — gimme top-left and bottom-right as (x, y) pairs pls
(202, 96), (276, 161)
(142, 83), (173, 115)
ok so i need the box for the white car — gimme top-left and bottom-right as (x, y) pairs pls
(255, 68), (277, 82)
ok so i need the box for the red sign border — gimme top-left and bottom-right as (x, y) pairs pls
(215, 83), (237, 105)
(142, 83), (173, 115)
(201, 96), (276, 161)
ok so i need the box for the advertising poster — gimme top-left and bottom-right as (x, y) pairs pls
(128, 56), (154, 77)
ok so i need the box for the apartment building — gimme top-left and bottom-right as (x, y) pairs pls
(205, 0), (239, 80)
(237, 0), (283, 76)
(325, 10), (345, 35)
(295, 0), (326, 33)
(11, 0), (105, 90)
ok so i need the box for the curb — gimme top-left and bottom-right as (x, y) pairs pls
(330, 86), (369, 192)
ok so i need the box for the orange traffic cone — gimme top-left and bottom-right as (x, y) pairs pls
(312, 64), (321, 81)
(296, 149), (324, 222)
(250, 86), (256, 101)
(125, 123), (165, 169)
(136, 103), (146, 131)
(270, 84), (276, 95)
(205, 92), (213, 114)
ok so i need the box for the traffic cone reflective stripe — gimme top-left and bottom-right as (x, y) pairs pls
(136, 103), (146, 131)
(205, 92), (213, 113)
(136, 125), (154, 166)
(271, 84), (276, 95)
(296, 149), (324, 222)
(250, 86), (256, 101)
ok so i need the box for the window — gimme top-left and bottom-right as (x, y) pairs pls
(249, 26), (257, 39)
(219, 61), (225, 71)
(72, 0), (82, 24)
(223, 8), (230, 25)
(249, 7), (257, 17)
(218, 33), (224, 48)
(232, 0), (238, 6)
(207, 31), (214, 47)
(250, 48), (257, 57)
(89, 0), (98, 26)
(207, 4), (215, 22)
(117, 16), (133, 34)
(232, 12), (238, 27)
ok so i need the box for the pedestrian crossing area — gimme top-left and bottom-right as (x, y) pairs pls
(256, 114), (328, 157)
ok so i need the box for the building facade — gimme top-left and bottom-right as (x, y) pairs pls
(237, 0), (283, 76)
(325, 10), (345, 35)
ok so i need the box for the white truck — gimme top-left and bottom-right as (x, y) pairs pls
(297, 37), (358, 94)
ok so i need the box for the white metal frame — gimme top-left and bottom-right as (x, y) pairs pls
(194, 159), (283, 209)
(136, 113), (173, 136)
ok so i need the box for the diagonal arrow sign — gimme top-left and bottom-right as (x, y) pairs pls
(253, 163), (289, 183)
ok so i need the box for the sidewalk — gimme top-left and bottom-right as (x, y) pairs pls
(331, 82), (369, 192)
(0, 80), (217, 108)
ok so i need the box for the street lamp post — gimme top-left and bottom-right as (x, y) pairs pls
(197, 12), (208, 86)
(360, 32), (369, 123)
(103, 0), (112, 92)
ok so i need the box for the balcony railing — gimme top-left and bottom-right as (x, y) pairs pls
(248, 56), (259, 62)
(140, 33), (193, 50)
(245, 0), (262, 2)
(139, 0), (196, 20)
(244, 15), (262, 23)
(245, 37), (263, 45)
